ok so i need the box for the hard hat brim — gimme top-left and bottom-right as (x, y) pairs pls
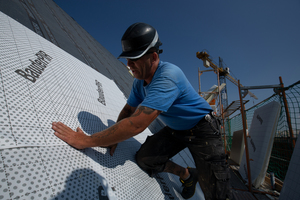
(118, 49), (145, 59)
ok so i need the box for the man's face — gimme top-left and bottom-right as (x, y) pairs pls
(127, 53), (153, 81)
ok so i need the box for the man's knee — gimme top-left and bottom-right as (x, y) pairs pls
(135, 150), (166, 177)
(135, 150), (148, 171)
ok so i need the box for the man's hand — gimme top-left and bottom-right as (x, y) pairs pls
(98, 143), (118, 156)
(52, 122), (90, 149)
(108, 143), (118, 156)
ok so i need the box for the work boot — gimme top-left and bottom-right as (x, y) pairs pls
(179, 167), (198, 199)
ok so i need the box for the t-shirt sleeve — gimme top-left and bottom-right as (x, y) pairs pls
(127, 82), (143, 108)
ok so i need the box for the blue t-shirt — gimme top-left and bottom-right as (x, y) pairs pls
(127, 61), (213, 130)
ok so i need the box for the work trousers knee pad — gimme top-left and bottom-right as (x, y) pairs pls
(135, 150), (165, 177)
(135, 151), (149, 172)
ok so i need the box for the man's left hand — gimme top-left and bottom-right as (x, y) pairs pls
(52, 122), (90, 149)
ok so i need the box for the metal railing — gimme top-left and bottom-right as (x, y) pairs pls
(226, 80), (300, 181)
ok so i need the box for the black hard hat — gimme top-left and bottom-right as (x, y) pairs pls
(118, 22), (162, 59)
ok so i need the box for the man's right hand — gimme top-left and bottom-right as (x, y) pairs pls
(52, 122), (90, 149)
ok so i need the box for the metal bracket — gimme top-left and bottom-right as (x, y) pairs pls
(241, 89), (249, 99)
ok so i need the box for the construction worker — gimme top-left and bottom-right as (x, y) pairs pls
(52, 22), (232, 199)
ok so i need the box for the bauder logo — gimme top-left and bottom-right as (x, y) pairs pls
(15, 50), (52, 83)
(95, 80), (106, 106)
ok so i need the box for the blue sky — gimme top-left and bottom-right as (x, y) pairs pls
(55, 0), (300, 109)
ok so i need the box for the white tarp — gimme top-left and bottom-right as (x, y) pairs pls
(0, 12), (204, 200)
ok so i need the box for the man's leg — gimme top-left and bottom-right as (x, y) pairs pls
(135, 126), (200, 199)
(163, 160), (189, 180)
(187, 118), (232, 200)
(164, 160), (199, 199)
(135, 126), (186, 177)
(189, 137), (229, 200)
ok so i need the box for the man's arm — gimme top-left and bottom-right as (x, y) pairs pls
(52, 105), (161, 149)
(106, 103), (136, 155)
(117, 103), (137, 122)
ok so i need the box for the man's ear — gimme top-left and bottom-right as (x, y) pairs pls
(152, 52), (159, 62)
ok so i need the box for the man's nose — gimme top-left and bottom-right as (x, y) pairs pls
(127, 59), (134, 67)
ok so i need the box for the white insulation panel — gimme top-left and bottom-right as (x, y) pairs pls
(0, 12), (204, 200)
(239, 101), (281, 188)
(279, 137), (300, 200)
(229, 130), (244, 165)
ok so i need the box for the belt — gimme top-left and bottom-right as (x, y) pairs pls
(169, 112), (220, 139)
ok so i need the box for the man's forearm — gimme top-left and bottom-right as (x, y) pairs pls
(89, 103), (136, 147)
(88, 106), (158, 147)
(52, 118), (140, 149)
(52, 105), (159, 150)
(89, 117), (141, 147)
(117, 104), (136, 122)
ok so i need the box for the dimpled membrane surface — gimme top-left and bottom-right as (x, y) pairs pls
(0, 11), (204, 200)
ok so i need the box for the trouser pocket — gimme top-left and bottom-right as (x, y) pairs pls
(212, 164), (232, 199)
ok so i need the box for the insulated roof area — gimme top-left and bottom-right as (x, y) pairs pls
(0, 0), (133, 98)
(0, 1), (204, 199)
